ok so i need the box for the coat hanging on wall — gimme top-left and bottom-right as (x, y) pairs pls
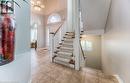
(0, 0), (15, 66)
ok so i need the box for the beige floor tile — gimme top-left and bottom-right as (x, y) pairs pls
(99, 78), (115, 83)
(31, 49), (118, 83)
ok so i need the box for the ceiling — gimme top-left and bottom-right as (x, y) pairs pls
(80, 0), (111, 34)
(31, 0), (67, 15)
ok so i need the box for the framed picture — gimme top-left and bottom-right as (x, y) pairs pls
(0, 0), (14, 14)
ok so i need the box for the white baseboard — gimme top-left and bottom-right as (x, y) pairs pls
(113, 75), (124, 83)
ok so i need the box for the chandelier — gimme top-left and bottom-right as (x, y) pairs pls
(31, 0), (45, 11)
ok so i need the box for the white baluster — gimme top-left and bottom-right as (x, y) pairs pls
(49, 33), (54, 62)
(49, 22), (66, 62)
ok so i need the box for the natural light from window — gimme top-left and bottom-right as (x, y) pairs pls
(31, 23), (37, 43)
(47, 13), (61, 24)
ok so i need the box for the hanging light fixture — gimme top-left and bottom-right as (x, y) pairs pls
(31, 0), (45, 11)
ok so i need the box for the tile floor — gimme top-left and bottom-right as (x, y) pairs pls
(31, 49), (118, 83)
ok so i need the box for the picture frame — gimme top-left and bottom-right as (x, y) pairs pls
(0, 0), (14, 14)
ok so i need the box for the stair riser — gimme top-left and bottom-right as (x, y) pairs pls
(64, 37), (75, 39)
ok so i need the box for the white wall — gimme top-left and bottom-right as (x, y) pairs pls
(102, 0), (130, 83)
(0, 52), (31, 83)
(31, 13), (46, 48)
(15, 0), (30, 54)
(81, 35), (101, 69)
(0, 0), (31, 83)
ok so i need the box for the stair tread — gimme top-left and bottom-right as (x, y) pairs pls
(65, 38), (73, 40)
(54, 59), (75, 68)
(63, 43), (73, 45)
(60, 47), (73, 50)
(64, 39), (73, 42)
(54, 57), (71, 62)
(65, 35), (75, 37)
(56, 49), (73, 53)
(64, 35), (74, 37)
(58, 51), (73, 55)
(66, 32), (75, 34)
(55, 54), (73, 59)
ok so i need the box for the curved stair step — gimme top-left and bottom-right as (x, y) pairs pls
(54, 57), (75, 68)
(57, 52), (73, 56)
(55, 54), (74, 59)
(60, 47), (73, 50)
(62, 43), (73, 46)
(56, 49), (73, 53)
(54, 57), (70, 63)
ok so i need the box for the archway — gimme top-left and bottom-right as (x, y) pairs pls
(46, 13), (62, 49)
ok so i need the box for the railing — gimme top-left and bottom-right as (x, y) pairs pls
(79, 33), (86, 67)
(79, 40), (85, 60)
(49, 21), (67, 62)
(79, 10), (86, 67)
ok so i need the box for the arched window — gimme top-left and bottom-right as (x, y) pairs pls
(31, 23), (37, 43)
(47, 13), (61, 24)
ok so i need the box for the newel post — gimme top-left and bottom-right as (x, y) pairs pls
(49, 32), (55, 62)
(73, 0), (80, 70)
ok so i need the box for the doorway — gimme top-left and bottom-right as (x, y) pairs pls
(31, 23), (38, 50)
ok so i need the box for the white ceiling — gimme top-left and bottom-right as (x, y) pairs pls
(80, 0), (111, 34)
(31, 0), (67, 15)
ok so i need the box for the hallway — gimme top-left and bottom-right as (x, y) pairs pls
(31, 49), (118, 83)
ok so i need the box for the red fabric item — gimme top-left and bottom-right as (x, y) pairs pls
(0, 14), (15, 65)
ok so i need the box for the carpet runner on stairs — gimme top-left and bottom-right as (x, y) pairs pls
(53, 32), (75, 68)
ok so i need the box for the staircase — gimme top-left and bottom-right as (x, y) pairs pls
(53, 32), (75, 68)
(49, 20), (85, 70)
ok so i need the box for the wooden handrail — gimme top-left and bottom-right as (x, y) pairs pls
(49, 22), (64, 36)
(54, 23), (63, 36)
(79, 40), (85, 60)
